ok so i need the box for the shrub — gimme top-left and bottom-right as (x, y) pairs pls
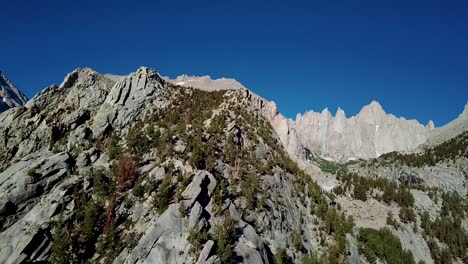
(386, 211), (400, 228)
(27, 167), (41, 178)
(132, 177), (145, 198)
(353, 184), (368, 201)
(51, 213), (72, 264)
(153, 175), (174, 214)
(188, 228), (209, 255)
(241, 172), (260, 210)
(126, 122), (150, 159)
(93, 169), (114, 198)
(212, 215), (237, 263)
(292, 229), (303, 251)
(189, 139), (206, 169)
(301, 254), (319, 264)
(108, 134), (121, 159)
(81, 200), (98, 237)
(399, 207), (415, 223)
(179, 202), (187, 217)
(115, 155), (138, 193)
(274, 248), (291, 264)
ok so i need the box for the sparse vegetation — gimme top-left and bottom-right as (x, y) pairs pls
(274, 247), (291, 264)
(51, 212), (72, 264)
(41, 84), (464, 264)
(212, 215), (237, 263)
(380, 131), (468, 167)
(153, 174), (175, 214)
(27, 167), (41, 178)
(358, 227), (415, 264)
(386, 211), (400, 228)
(335, 172), (414, 208)
(399, 206), (415, 223)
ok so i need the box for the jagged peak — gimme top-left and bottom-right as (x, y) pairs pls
(360, 100), (385, 114)
(336, 107), (346, 119)
(59, 67), (101, 89)
(0, 70), (28, 110)
(72, 67), (99, 75)
(426, 120), (435, 130)
(135, 66), (158, 75)
(356, 100), (387, 124)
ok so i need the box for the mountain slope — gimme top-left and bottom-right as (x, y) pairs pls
(0, 67), (466, 264)
(0, 71), (28, 112)
(424, 103), (468, 148)
(159, 75), (468, 165)
(0, 67), (358, 264)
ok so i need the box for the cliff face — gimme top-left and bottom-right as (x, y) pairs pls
(290, 101), (431, 161)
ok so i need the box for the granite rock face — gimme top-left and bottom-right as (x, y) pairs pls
(91, 67), (167, 136)
(0, 68), (326, 263)
(290, 101), (431, 161)
(0, 68), (116, 170)
(0, 67), (465, 264)
(0, 71), (28, 112)
(423, 102), (468, 148)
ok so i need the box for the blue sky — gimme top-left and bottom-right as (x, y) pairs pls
(1, 0), (467, 126)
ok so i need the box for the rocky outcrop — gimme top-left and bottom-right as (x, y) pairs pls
(391, 225), (433, 264)
(165, 75), (245, 91)
(0, 68), (116, 170)
(0, 151), (74, 264)
(0, 71), (28, 112)
(92, 67), (167, 136)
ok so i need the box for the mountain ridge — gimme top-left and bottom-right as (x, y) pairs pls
(0, 66), (466, 264)
(0, 70), (28, 112)
(163, 72), (466, 162)
(3, 67), (467, 164)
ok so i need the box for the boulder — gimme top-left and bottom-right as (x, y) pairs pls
(195, 240), (214, 264)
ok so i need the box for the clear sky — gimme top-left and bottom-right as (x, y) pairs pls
(1, 0), (467, 126)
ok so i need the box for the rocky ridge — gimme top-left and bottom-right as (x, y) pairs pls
(0, 67), (350, 264)
(165, 75), (246, 91)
